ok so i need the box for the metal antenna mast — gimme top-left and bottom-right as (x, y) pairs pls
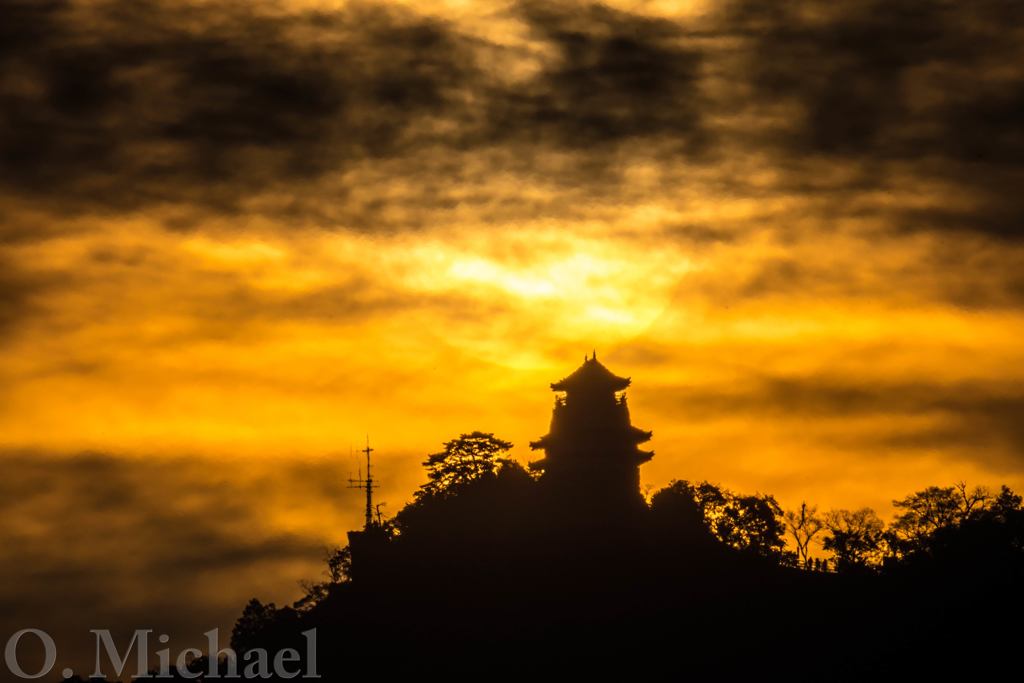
(347, 436), (379, 529)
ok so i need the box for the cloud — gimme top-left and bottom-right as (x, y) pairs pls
(0, 450), (358, 672)
(645, 374), (1024, 472)
(3, 0), (1022, 245)
(723, 0), (1024, 240)
(0, 254), (71, 341)
(489, 1), (709, 152)
(0, 0), (477, 217)
(0, 0), (717, 228)
(3, 3), (1024, 669)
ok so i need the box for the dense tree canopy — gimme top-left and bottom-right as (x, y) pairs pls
(416, 431), (515, 500)
(822, 508), (886, 572)
(651, 480), (789, 562)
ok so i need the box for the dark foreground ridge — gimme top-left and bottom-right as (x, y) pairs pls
(146, 357), (1024, 679)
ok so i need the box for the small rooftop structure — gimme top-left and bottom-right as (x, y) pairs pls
(550, 351), (631, 393)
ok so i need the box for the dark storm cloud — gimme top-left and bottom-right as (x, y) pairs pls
(1, 0), (1022, 239)
(0, 0), (712, 224)
(725, 0), (1024, 240)
(0, 0), (475, 214)
(489, 2), (708, 152)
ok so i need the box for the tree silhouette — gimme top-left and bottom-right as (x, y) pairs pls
(822, 508), (885, 572)
(889, 483), (992, 559)
(415, 431), (515, 501)
(392, 432), (533, 545)
(293, 545), (354, 610)
(785, 502), (824, 566)
(650, 480), (712, 538)
(230, 599), (279, 654)
(884, 483), (1024, 569)
(991, 485), (1024, 521)
(722, 493), (789, 560)
(653, 480), (788, 561)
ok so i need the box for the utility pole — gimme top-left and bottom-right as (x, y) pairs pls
(347, 436), (379, 529)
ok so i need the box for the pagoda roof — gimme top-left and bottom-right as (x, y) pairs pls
(551, 353), (631, 392)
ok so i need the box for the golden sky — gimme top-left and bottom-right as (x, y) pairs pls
(2, 0), (1024, 667)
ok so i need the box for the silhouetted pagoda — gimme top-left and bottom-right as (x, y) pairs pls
(530, 352), (653, 511)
